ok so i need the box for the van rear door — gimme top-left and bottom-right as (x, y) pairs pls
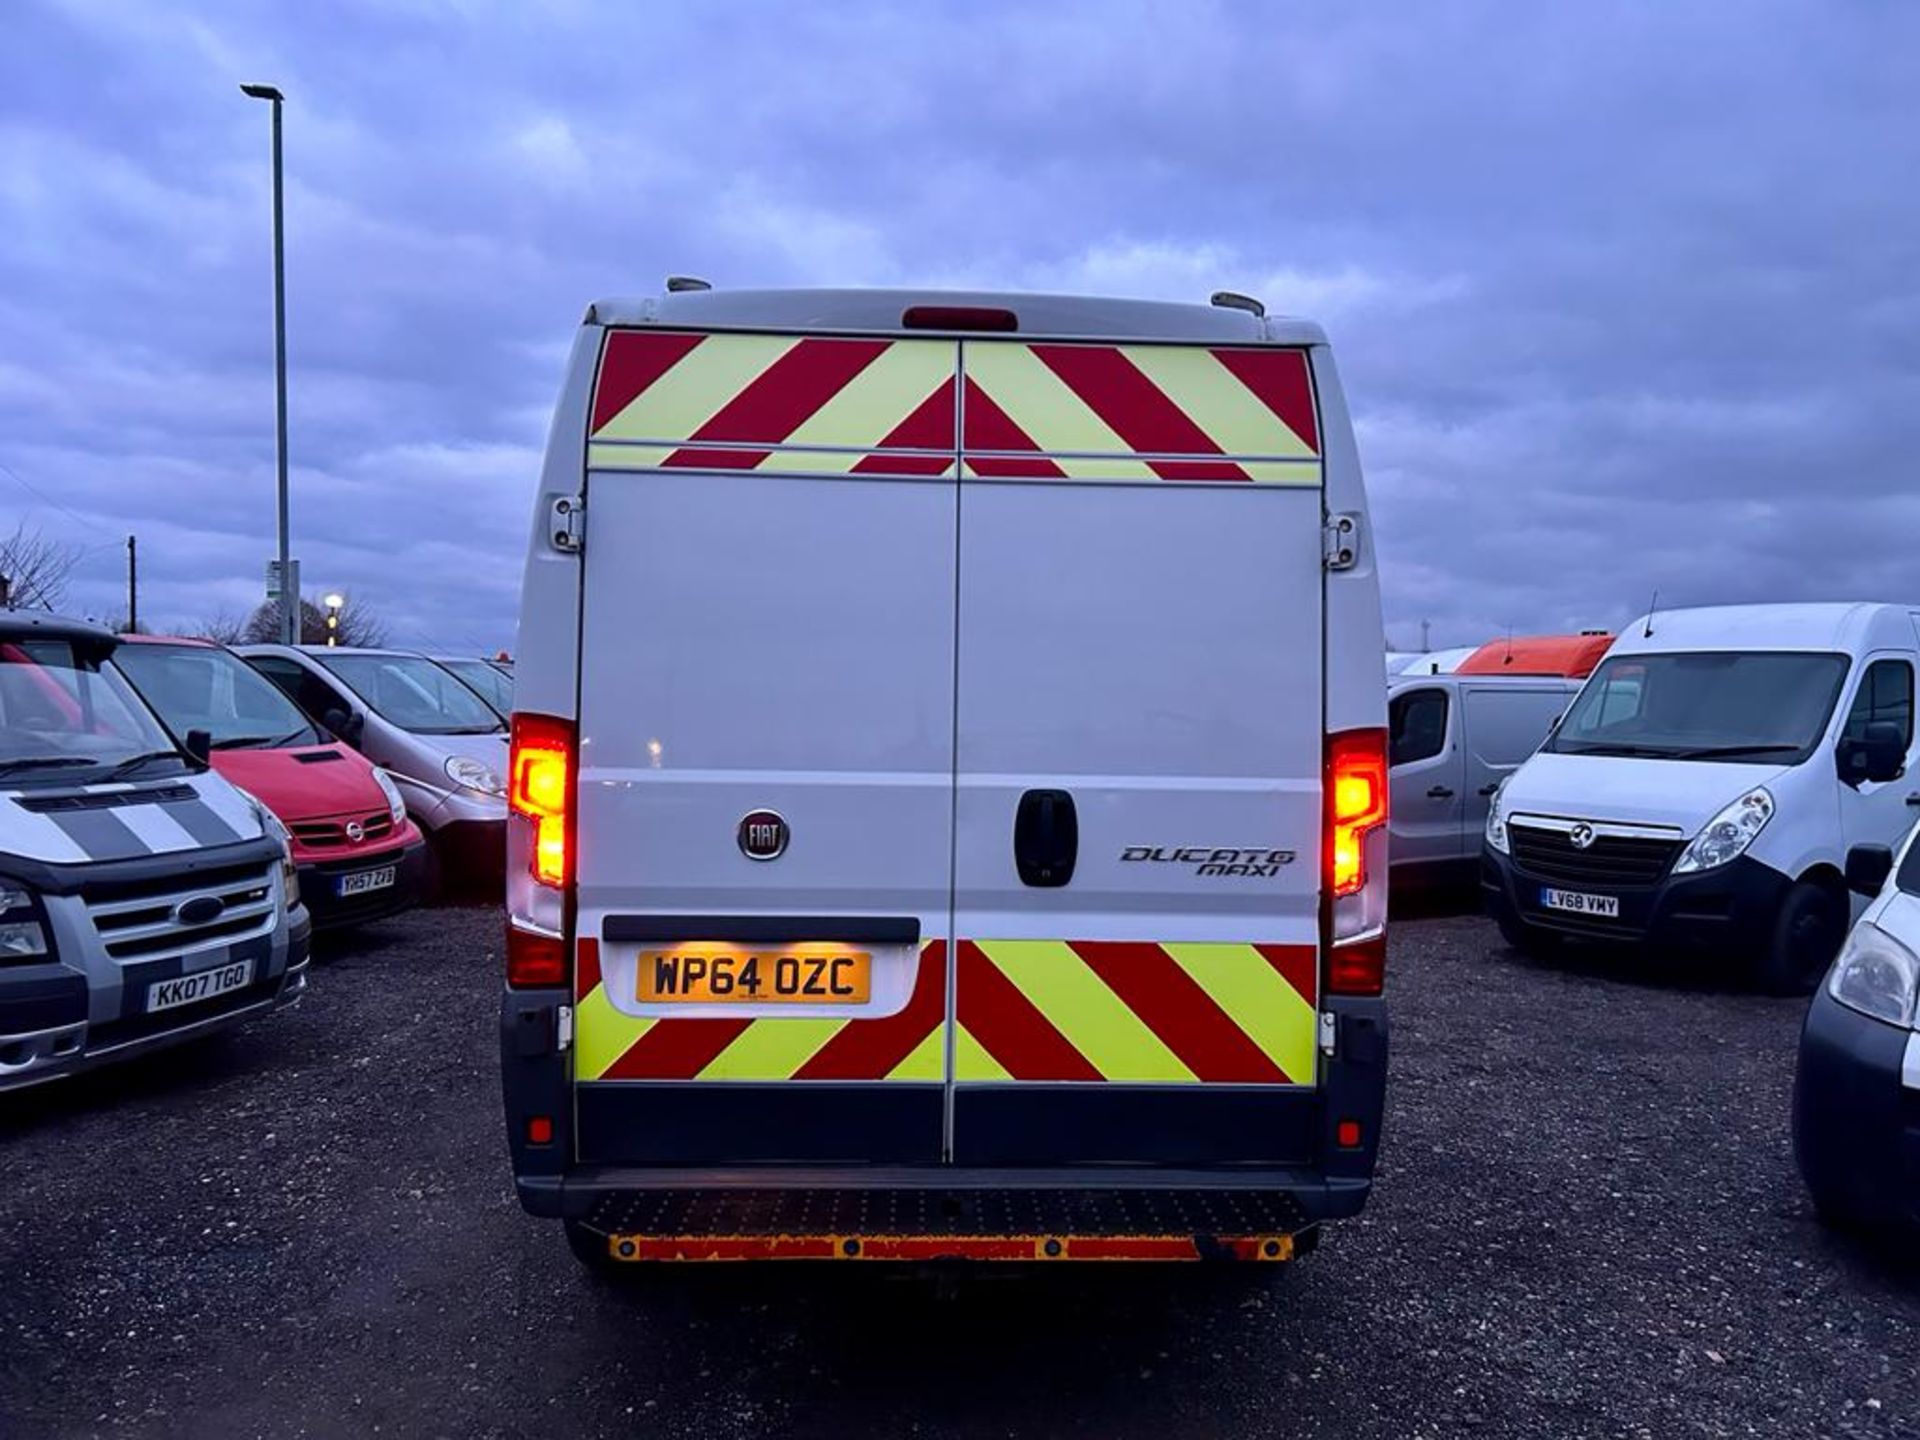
(569, 329), (960, 1167)
(947, 337), (1327, 1165)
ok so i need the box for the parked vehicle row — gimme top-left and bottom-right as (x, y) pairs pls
(0, 618), (513, 1095)
(0, 615), (311, 1092)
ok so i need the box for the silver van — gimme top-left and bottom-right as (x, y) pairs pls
(240, 645), (507, 887)
(1389, 672), (1580, 887)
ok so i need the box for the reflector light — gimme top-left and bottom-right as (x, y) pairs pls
(1336, 1118), (1363, 1148)
(506, 923), (568, 989)
(527, 1115), (554, 1145)
(510, 712), (575, 888)
(1327, 728), (1388, 898)
(901, 305), (1019, 332)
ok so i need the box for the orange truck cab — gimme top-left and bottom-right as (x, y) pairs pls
(114, 637), (428, 929)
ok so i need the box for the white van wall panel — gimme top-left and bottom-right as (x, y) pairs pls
(572, 469), (956, 938)
(1309, 348), (1388, 739)
(952, 482), (1324, 944)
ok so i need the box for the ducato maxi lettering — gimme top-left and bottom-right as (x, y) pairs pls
(1120, 846), (1298, 878)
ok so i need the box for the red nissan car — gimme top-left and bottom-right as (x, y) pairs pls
(114, 635), (428, 928)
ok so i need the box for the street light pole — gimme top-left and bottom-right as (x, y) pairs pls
(241, 82), (293, 645)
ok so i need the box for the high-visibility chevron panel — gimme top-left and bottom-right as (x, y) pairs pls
(959, 341), (1322, 484)
(589, 330), (958, 476)
(954, 938), (1317, 1084)
(574, 939), (949, 1083)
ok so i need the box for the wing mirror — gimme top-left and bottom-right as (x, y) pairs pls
(1845, 842), (1894, 897)
(184, 728), (212, 765)
(323, 707), (366, 749)
(1838, 721), (1905, 785)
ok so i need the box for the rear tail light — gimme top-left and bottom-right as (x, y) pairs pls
(1327, 728), (1388, 898)
(1325, 727), (1389, 997)
(1326, 930), (1386, 998)
(510, 712), (574, 888)
(505, 923), (568, 988)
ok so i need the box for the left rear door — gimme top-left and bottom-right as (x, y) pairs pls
(569, 327), (963, 1167)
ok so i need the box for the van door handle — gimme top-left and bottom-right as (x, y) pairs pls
(1478, 783), (1501, 797)
(1906, 793), (1920, 807)
(1015, 789), (1078, 888)
(1426, 786), (1454, 800)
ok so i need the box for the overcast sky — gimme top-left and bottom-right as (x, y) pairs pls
(3, 1), (1915, 653)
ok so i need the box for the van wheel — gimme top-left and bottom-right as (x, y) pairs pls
(1757, 882), (1845, 996)
(565, 1220), (622, 1272)
(1495, 908), (1559, 959)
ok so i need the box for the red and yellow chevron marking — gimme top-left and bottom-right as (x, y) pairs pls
(573, 937), (948, 1083)
(586, 328), (1321, 485)
(589, 331), (958, 477)
(959, 342), (1320, 484)
(954, 940), (1318, 1085)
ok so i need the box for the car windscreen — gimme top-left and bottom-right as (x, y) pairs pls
(0, 640), (183, 780)
(441, 659), (512, 719)
(315, 653), (503, 735)
(114, 643), (320, 749)
(1548, 651), (1848, 763)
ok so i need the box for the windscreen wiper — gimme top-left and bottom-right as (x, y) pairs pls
(1670, 744), (1803, 759)
(0, 756), (97, 777)
(105, 749), (188, 780)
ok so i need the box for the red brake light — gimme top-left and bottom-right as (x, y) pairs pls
(901, 305), (1018, 332)
(1326, 931), (1386, 997)
(506, 923), (568, 989)
(1327, 728), (1388, 899)
(510, 712), (574, 888)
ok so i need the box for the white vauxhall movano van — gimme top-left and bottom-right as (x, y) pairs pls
(1483, 604), (1920, 993)
(503, 285), (1390, 1268)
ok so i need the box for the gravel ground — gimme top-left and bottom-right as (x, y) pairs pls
(2, 903), (1916, 1440)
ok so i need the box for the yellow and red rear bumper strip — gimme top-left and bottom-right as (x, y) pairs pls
(601, 1233), (1296, 1263)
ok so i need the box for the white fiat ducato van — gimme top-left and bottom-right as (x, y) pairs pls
(1483, 603), (1920, 993)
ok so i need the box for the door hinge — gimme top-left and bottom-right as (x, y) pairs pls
(555, 1004), (574, 1053)
(549, 495), (585, 554)
(1318, 1011), (1337, 1056)
(1322, 513), (1360, 571)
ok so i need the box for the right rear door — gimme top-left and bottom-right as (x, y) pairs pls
(948, 336), (1328, 1166)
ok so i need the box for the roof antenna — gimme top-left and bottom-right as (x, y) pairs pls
(1643, 589), (1659, 639)
(1502, 626), (1513, 667)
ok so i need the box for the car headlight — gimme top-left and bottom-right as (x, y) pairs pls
(1672, 787), (1773, 874)
(1485, 783), (1510, 855)
(371, 767), (407, 826)
(1828, 921), (1918, 1028)
(234, 786), (300, 908)
(445, 755), (505, 796)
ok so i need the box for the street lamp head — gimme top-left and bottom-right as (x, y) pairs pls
(239, 83), (284, 102)
(323, 593), (344, 610)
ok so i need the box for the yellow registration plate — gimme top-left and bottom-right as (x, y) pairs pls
(637, 944), (873, 1005)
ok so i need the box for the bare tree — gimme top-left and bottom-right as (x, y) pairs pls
(194, 609), (249, 646)
(0, 522), (82, 611)
(243, 592), (390, 648)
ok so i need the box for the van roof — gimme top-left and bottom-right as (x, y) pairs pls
(586, 287), (1330, 347)
(1609, 602), (1918, 657)
(1455, 633), (1614, 678)
(0, 611), (117, 650)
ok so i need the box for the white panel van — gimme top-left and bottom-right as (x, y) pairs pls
(1483, 603), (1920, 992)
(501, 285), (1391, 1268)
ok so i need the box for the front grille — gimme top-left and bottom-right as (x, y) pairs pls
(84, 864), (278, 960)
(1509, 823), (1682, 888)
(289, 811), (395, 850)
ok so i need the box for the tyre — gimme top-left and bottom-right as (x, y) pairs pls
(564, 1220), (621, 1272)
(1756, 881), (1845, 996)
(1495, 906), (1559, 959)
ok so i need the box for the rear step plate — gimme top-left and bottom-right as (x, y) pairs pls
(582, 1187), (1311, 1262)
